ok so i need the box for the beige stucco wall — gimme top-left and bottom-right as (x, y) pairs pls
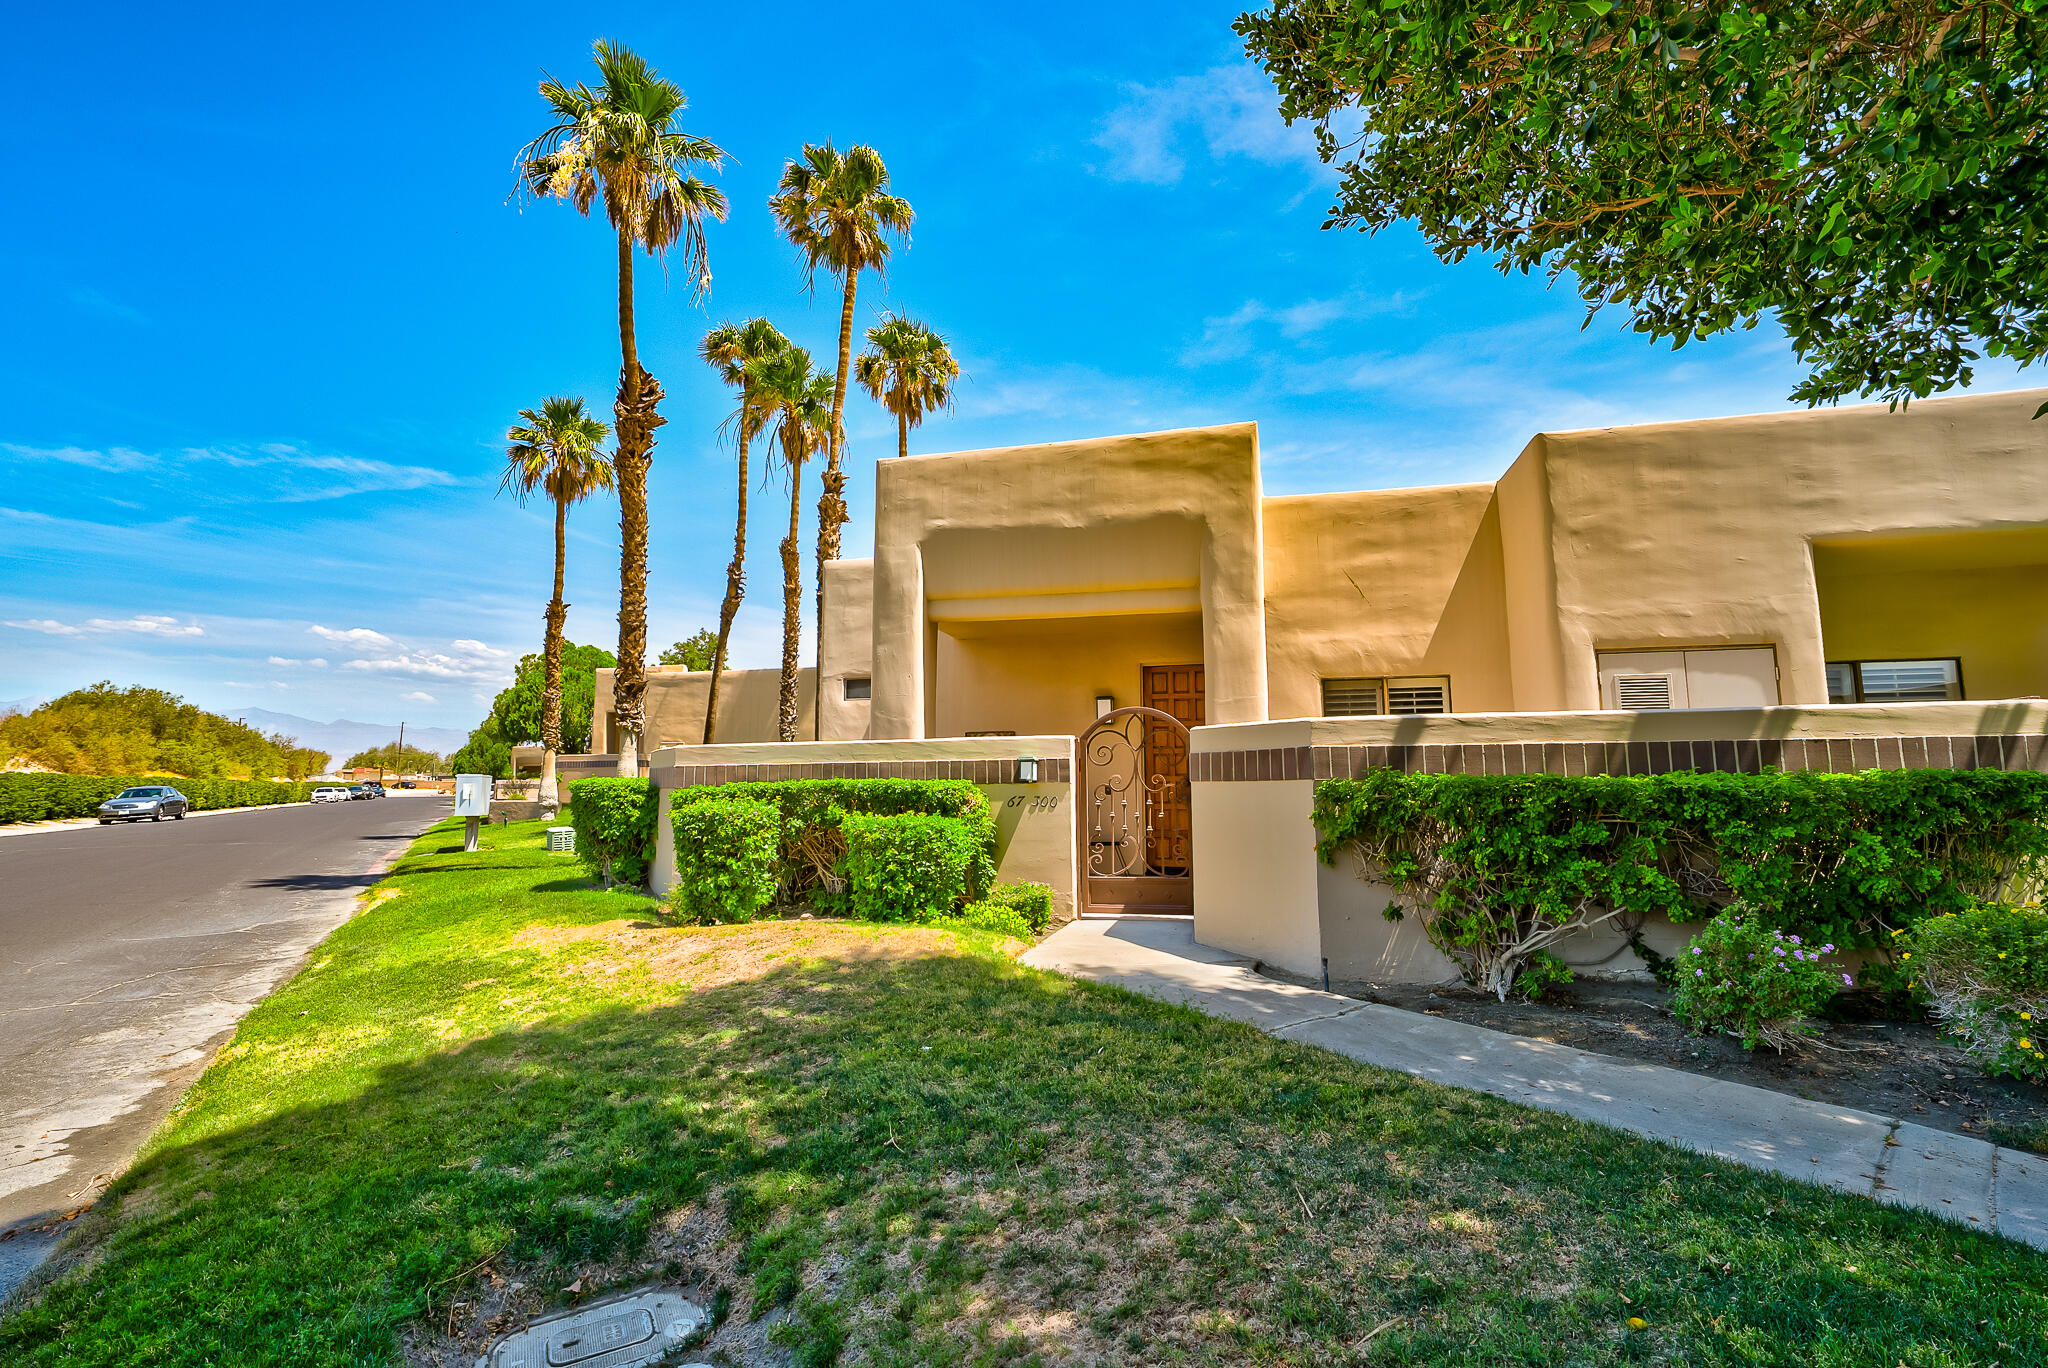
(647, 735), (1078, 917)
(1498, 387), (2048, 711)
(935, 612), (1205, 738)
(1263, 484), (1514, 717)
(594, 665), (816, 752)
(1190, 774), (1324, 977)
(818, 559), (876, 741)
(1276, 697), (2048, 747)
(1814, 527), (2048, 702)
(869, 423), (1269, 738)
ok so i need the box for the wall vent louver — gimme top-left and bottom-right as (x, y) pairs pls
(1615, 674), (1675, 710)
(1386, 683), (1450, 715)
(1320, 678), (1383, 716)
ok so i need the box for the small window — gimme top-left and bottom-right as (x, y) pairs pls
(1825, 658), (1962, 704)
(842, 677), (872, 701)
(1386, 677), (1451, 715)
(1320, 678), (1383, 716)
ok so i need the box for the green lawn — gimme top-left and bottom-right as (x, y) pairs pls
(3, 818), (2042, 1366)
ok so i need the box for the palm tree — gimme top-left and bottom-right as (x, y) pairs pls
(500, 397), (613, 806)
(853, 315), (959, 461)
(746, 346), (834, 742)
(767, 143), (912, 729)
(519, 40), (728, 775)
(696, 317), (791, 744)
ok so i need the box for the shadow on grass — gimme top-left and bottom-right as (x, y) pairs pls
(2, 953), (2041, 1368)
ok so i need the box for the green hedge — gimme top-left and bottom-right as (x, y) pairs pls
(1909, 903), (2048, 1082)
(1314, 768), (2048, 999)
(842, 812), (979, 922)
(567, 777), (657, 887)
(673, 778), (997, 905)
(670, 797), (780, 924)
(0, 774), (335, 825)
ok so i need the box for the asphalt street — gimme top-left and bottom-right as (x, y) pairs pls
(0, 793), (449, 1298)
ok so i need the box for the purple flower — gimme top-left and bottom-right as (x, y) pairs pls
(1841, 973), (1854, 987)
(1747, 953), (1756, 960)
(1822, 944), (1836, 954)
(1691, 946), (1703, 955)
(1773, 947), (1787, 957)
(1695, 968), (1705, 977)
(1790, 935), (1802, 945)
(1793, 950), (1805, 960)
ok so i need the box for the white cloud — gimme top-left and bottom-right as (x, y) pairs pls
(340, 639), (517, 686)
(1, 442), (456, 503)
(5, 614), (202, 637)
(309, 625), (395, 648)
(69, 286), (149, 326)
(1093, 63), (1329, 186)
(1182, 291), (1421, 365)
(1, 443), (156, 472)
(401, 690), (437, 703)
(268, 656), (329, 667)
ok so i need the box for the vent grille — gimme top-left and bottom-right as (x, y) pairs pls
(1320, 678), (1383, 716)
(1857, 660), (1960, 703)
(1614, 674), (1674, 710)
(1386, 682), (1450, 715)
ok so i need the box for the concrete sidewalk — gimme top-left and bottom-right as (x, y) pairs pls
(1022, 917), (2047, 1251)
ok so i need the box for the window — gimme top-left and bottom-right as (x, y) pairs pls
(1320, 676), (1451, 717)
(1826, 658), (1962, 704)
(842, 677), (872, 701)
(1320, 678), (1383, 716)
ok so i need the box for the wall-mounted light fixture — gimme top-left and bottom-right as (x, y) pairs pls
(1094, 695), (1114, 718)
(1015, 756), (1039, 784)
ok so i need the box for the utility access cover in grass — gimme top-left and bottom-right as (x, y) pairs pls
(485, 1289), (706, 1368)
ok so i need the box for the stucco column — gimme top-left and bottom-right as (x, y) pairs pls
(1200, 530), (1269, 724)
(870, 542), (926, 739)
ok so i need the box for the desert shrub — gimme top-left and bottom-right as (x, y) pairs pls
(987, 880), (1056, 932)
(1672, 911), (1851, 1051)
(840, 812), (977, 922)
(1908, 903), (2048, 1082)
(671, 779), (997, 905)
(1513, 950), (1574, 1002)
(567, 777), (656, 887)
(946, 899), (1036, 940)
(670, 797), (779, 925)
(1314, 768), (2048, 999)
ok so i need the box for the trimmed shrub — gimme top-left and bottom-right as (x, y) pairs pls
(671, 779), (997, 904)
(841, 812), (977, 922)
(1909, 903), (2048, 1082)
(1672, 911), (1850, 1051)
(947, 899), (1036, 939)
(1314, 768), (2048, 999)
(987, 880), (1055, 933)
(670, 796), (779, 924)
(0, 774), (331, 824)
(568, 777), (657, 887)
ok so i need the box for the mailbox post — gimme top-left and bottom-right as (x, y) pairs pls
(453, 773), (492, 852)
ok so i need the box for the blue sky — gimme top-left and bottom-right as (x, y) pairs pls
(4, 1), (2035, 735)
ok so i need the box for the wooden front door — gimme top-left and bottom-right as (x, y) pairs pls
(1142, 664), (1203, 873)
(1077, 664), (1203, 917)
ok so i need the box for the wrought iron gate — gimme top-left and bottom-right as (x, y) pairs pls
(1078, 705), (1193, 915)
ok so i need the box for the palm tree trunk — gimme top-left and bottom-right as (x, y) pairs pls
(539, 494), (568, 807)
(611, 230), (665, 776)
(812, 269), (859, 738)
(705, 419), (750, 745)
(779, 438), (804, 743)
(898, 408), (909, 461)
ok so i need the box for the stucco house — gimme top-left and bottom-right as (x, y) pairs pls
(584, 387), (2048, 975)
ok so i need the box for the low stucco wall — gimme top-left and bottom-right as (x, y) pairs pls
(1187, 702), (2048, 984)
(648, 735), (1078, 918)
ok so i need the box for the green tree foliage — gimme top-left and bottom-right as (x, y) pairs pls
(657, 630), (719, 669)
(0, 683), (328, 779)
(1236, 2), (2048, 406)
(487, 642), (616, 750)
(448, 717), (513, 779)
(340, 743), (446, 775)
(567, 776), (658, 886)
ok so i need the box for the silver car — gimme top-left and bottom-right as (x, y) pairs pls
(97, 786), (190, 824)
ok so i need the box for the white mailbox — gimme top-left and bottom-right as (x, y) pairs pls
(453, 774), (493, 818)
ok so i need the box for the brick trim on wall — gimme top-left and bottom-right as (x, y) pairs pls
(1190, 734), (2048, 782)
(667, 757), (1071, 788)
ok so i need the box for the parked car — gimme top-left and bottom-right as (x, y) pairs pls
(395, 779), (417, 790)
(97, 786), (189, 824)
(362, 782), (387, 798)
(311, 786), (348, 803)
(347, 784), (373, 800)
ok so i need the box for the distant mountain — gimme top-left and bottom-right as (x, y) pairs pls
(234, 709), (468, 768)
(0, 696), (48, 716)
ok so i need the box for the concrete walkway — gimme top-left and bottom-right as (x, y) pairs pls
(1022, 917), (2047, 1251)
